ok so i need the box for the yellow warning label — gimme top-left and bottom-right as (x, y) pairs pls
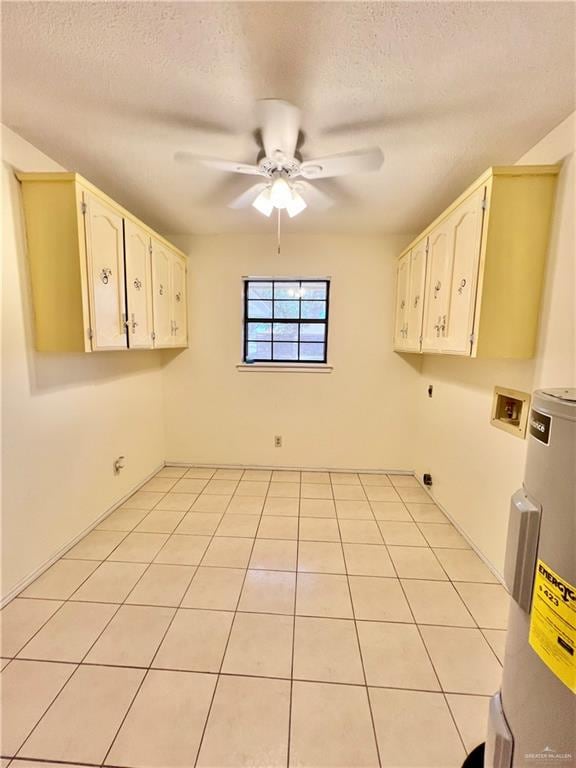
(529, 559), (576, 693)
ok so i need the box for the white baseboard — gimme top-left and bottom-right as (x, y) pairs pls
(164, 461), (416, 476)
(0, 463), (164, 608)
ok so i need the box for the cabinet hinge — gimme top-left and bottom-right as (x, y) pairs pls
(469, 333), (475, 343)
(81, 201), (87, 215)
(481, 198), (487, 210)
(425, 243), (429, 254)
(87, 327), (93, 340)
(149, 242), (153, 256)
(151, 331), (156, 342)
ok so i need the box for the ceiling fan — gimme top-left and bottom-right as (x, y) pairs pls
(174, 99), (384, 218)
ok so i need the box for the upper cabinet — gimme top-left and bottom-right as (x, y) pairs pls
(393, 165), (559, 358)
(17, 173), (188, 352)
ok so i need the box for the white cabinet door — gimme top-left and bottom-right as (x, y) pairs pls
(151, 240), (173, 348)
(405, 237), (427, 351)
(394, 252), (410, 349)
(83, 192), (127, 350)
(171, 253), (187, 347)
(422, 220), (451, 352)
(441, 186), (486, 354)
(124, 219), (153, 349)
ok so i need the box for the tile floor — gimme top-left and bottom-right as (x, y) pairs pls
(1, 466), (509, 767)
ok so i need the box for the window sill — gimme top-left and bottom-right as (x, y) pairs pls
(236, 363), (333, 374)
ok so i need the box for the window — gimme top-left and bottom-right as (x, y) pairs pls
(244, 279), (330, 363)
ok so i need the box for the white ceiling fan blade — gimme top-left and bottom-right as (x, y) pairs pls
(174, 152), (263, 176)
(256, 99), (301, 161)
(293, 180), (334, 210)
(299, 146), (384, 179)
(229, 183), (270, 209)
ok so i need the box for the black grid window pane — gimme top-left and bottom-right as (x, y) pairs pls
(244, 279), (330, 363)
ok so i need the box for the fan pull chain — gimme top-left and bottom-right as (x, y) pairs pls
(277, 207), (281, 256)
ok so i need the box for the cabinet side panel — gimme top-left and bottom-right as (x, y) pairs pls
(19, 180), (86, 351)
(476, 174), (558, 358)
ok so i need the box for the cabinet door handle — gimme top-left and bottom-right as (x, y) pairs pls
(414, 295), (419, 308)
(433, 281), (441, 298)
(131, 313), (138, 333)
(457, 278), (467, 295)
(441, 314), (447, 335)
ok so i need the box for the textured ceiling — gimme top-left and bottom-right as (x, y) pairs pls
(2, 1), (574, 235)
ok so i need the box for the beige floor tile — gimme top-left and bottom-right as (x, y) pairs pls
(97, 507), (149, 531)
(182, 567), (245, 611)
(406, 502), (449, 523)
(250, 539), (297, 571)
(290, 681), (379, 768)
(300, 482), (333, 499)
(17, 602), (117, 662)
(216, 514), (260, 538)
(349, 576), (413, 622)
(454, 583), (510, 629)
(122, 491), (165, 510)
(332, 484), (367, 501)
(370, 501), (412, 521)
(21, 560), (99, 600)
(343, 543), (396, 577)
(420, 625), (502, 694)
(0, 658), (9, 671)
(293, 616), (364, 684)
(197, 675), (290, 768)
(257, 516), (299, 540)
(153, 608), (233, 672)
(397, 487), (434, 503)
(419, 522), (470, 548)
(433, 549), (498, 583)
(378, 520), (428, 546)
(201, 537), (253, 568)
(106, 670), (216, 768)
(226, 496), (265, 515)
(402, 579), (475, 627)
(214, 468), (244, 480)
(298, 541), (346, 574)
(125, 564), (195, 607)
(141, 477), (178, 493)
(330, 472), (361, 485)
(191, 494), (232, 514)
(235, 480), (269, 497)
(175, 512), (222, 535)
(154, 493), (197, 512)
(263, 497), (299, 516)
(299, 517), (340, 542)
(357, 621), (440, 690)
(238, 570), (296, 614)
(365, 485), (401, 502)
(135, 509), (186, 534)
(268, 481), (300, 498)
(446, 693), (491, 753)
(335, 499), (374, 519)
(156, 466), (188, 478)
(1, 659), (75, 756)
(482, 629), (507, 663)
(107, 532), (170, 563)
(154, 534), (211, 565)
(18, 665), (145, 764)
(85, 605), (174, 666)
(243, 469), (272, 481)
(370, 687), (465, 767)
(172, 478), (209, 494)
(271, 470), (300, 482)
(6, 761), (86, 768)
(71, 561), (147, 603)
(359, 473), (391, 486)
(0, 599), (63, 657)
(296, 573), (353, 618)
(184, 467), (216, 479)
(204, 479), (239, 495)
(387, 474), (420, 487)
(299, 498), (336, 518)
(222, 612), (293, 678)
(63, 530), (126, 561)
(301, 471), (330, 483)
(339, 519), (383, 544)
(388, 546), (448, 580)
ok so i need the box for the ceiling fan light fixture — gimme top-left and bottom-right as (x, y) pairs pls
(269, 175), (293, 209)
(286, 190), (307, 218)
(252, 187), (274, 217)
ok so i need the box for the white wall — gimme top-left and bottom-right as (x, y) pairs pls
(162, 233), (420, 470)
(413, 112), (575, 575)
(1, 127), (166, 601)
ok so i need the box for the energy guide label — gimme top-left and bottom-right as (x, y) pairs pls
(529, 559), (576, 693)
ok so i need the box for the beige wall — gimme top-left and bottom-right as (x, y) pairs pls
(413, 112), (575, 576)
(162, 233), (420, 470)
(1, 127), (166, 601)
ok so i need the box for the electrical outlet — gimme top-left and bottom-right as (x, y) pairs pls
(274, 435), (282, 448)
